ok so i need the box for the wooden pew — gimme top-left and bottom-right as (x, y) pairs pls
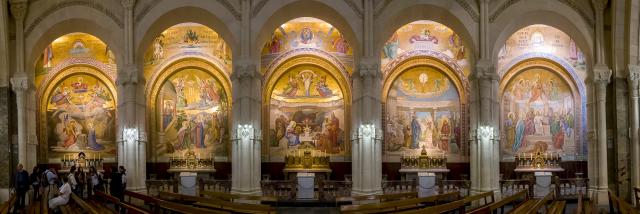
(0, 193), (15, 214)
(69, 193), (102, 214)
(635, 187), (640, 208)
(609, 190), (639, 214)
(156, 199), (230, 214)
(200, 191), (278, 204)
(339, 191), (460, 214)
(508, 190), (553, 214)
(93, 190), (151, 214)
(159, 191), (276, 214)
(124, 190), (159, 212)
(396, 199), (467, 214)
(574, 191), (583, 214)
(468, 189), (529, 214)
(462, 191), (495, 212)
(335, 192), (418, 205)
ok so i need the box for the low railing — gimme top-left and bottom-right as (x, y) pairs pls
(382, 180), (417, 194)
(260, 180), (296, 200)
(318, 180), (352, 200)
(499, 179), (534, 197)
(199, 179), (231, 193)
(145, 179), (178, 196)
(554, 177), (589, 200)
(440, 180), (471, 197)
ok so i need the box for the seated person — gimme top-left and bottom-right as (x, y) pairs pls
(49, 175), (72, 210)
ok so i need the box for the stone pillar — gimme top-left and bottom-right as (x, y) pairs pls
(230, 61), (262, 194)
(628, 65), (640, 199)
(470, 61), (500, 193)
(10, 75), (28, 169)
(116, 66), (145, 191)
(593, 64), (612, 205)
(352, 124), (382, 195)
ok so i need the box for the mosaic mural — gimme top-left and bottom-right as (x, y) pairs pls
(381, 20), (470, 76)
(497, 25), (587, 80)
(154, 69), (229, 159)
(268, 65), (346, 158)
(501, 68), (577, 158)
(45, 71), (116, 158)
(262, 17), (353, 72)
(35, 33), (116, 87)
(144, 23), (232, 79)
(384, 66), (464, 161)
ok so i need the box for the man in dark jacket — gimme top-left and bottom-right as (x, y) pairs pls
(109, 166), (124, 212)
(14, 164), (29, 212)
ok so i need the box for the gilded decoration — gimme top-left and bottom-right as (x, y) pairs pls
(143, 23), (232, 80)
(499, 58), (585, 161)
(381, 20), (471, 78)
(38, 65), (117, 159)
(263, 55), (351, 160)
(147, 58), (232, 161)
(498, 25), (587, 80)
(35, 33), (116, 87)
(261, 17), (353, 74)
(381, 57), (468, 163)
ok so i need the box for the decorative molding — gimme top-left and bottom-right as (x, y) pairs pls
(489, 0), (594, 26)
(455, 0), (479, 22)
(10, 75), (29, 92)
(251, 0), (268, 18)
(9, 0), (28, 20)
(232, 63), (258, 80)
(216, 0), (241, 20)
(25, 1), (124, 38)
(373, 0), (391, 18)
(134, 0), (162, 24)
(264, 48), (351, 80)
(382, 49), (465, 78)
(120, 0), (136, 10)
(343, 0), (363, 18)
(593, 64), (612, 83)
(628, 64), (640, 82)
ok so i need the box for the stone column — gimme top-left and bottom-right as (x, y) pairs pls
(351, 60), (382, 196)
(230, 63), (262, 195)
(10, 75), (28, 168)
(116, 66), (145, 191)
(470, 61), (500, 193)
(593, 64), (612, 204)
(628, 65), (640, 198)
(352, 124), (382, 195)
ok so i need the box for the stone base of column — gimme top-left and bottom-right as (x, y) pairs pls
(351, 188), (383, 196)
(593, 186), (610, 210)
(230, 188), (262, 196)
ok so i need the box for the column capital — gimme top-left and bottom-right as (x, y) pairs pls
(628, 64), (640, 85)
(591, 0), (609, 12)
(358, 60), (379, 78)
(232, 63), (258, 81)
(472, 61), (498, 81)
(593, 64), (612, 84)
(9, 0), (28, 21)
(116, 64), (139, 86)
(120, 0), (136, 10)
(10, 73), (29, 93)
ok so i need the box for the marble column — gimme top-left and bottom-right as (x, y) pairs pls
(116, 66), (145, 191)
(230, 63), (262, 195)
(10, 75), (29, 169)
(470, 61), (500, 193)
(351, 61), (383, 196)
(593, 64), (612, 205)
(628, 65), (640, 198)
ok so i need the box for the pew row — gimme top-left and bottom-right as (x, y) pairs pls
(158, 191), (276, 214)
(339, 191), (459, 214)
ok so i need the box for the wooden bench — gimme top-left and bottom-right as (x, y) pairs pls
(508, 191), (553, 214)
(156, 199), (230, 214)
(200, 191), (278, 204)
(94, 190), (151, 214)
(462, 191), (495, 212)
(468, 189), (529, 214)
(335, 192), (418, 205)
(159, 191), (276, 214)
(339, 191), (460, 214)
(0, 193), (16, 214)
(396, 199), (467, 214)
(124, 190), (159, 212)
(609, 190), (640, 214)
(548, 200), (567, 214)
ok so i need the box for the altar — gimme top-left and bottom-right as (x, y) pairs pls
(283, 150), (332, 180)
(167, 150), (216, 196)
(514, 151), (564, 198)
(60, 152), (104, 173)
(398, 147), (450, 181)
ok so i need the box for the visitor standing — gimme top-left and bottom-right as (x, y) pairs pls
(13, 164), (29, 213)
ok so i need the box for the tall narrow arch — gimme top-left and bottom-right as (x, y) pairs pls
(381, 56), (469, 162)
(499, 58), (585, 160)
(262, 55), (351, 161)
(35, 33), (118, 162)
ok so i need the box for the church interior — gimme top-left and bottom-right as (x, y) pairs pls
(0, 0), (639, 213)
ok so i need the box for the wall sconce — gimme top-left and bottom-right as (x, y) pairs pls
(476, 125), (497, 143)
(123, 127), (139, 144)
(233, 124), (261, 143)
(352, 124), (382, 143)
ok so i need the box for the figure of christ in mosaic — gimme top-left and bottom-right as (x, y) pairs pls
(384, 67), (463, 160)
(269, 66), (346, 157)
(157, 69), (229, 158)
(501, 68), (576, 156)
(46, 72), (116, 157)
